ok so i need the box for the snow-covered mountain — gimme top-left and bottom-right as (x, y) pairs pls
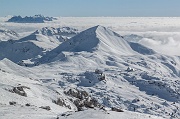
(37, 26), (179, 118)
(7, 15), (57, 23)
(34, 27), (78, 37)
(0, 29), (19, 41)
(40, 25), (155, 63)
(19, 27), (78, 50)
(0, 23), (179, 119)
(0, 26), (78, 65)
(123, 34), (144, 43)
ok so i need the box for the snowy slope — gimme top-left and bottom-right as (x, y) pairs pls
(0, 39), (43, 63)
(0, 59), (163, 119)
(0, 106), (163, 119)
(0, 59), (73, 117)
(58, 109), (164, 119)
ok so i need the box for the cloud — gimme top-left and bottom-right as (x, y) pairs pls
(139, 38), (161, 46)
(138, 36), (180, 55)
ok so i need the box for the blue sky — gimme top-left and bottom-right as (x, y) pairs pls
(0, 0), (180, 17)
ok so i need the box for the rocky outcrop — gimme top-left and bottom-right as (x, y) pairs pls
(39, 106), (51, 111)
(95, 69), (106, 81)
(9, 101), (16, 105)
(64, 88), (89, 99)
(111, 107), (124, 112)
(53, 98), (71, 109)
(10, 86), (30, 97)
(73, 97), (99, 111)
(64, 88), (100, 111)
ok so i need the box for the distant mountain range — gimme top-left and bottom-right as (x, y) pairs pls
(7, 15), (57, 23)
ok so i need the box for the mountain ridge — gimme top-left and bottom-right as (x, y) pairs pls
(39, 25), (155, 63)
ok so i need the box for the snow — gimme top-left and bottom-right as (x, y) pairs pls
(0, 106), (163, 119)
(58, 109), (164, 119)
(0, 17), (180, 119)
(19, 27), (78, 51)
(0, 39), (43, 63)
(40, 25), (138, 63)
(0, 28), (19, 41)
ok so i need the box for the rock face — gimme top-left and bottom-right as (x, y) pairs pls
(64, 88), (100, 111)
(11, 86), (30, 97)
(64, 88), (89, 99)
(7, 15), (57, 23)
(53, 98), (72, 109)
(9, 101), (16, 105)
(39, 106), (51, 111)
(111, 107), (124, 112)
(95, 69), (106, 81)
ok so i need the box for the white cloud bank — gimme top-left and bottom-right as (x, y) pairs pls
(139, 36), (180, 56)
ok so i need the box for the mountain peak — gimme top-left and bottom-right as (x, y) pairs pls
(84, 25), (107, 33)
(40, 25), (135, 63)
(52, 25), (131, 53)
(91, 25), (104, 30)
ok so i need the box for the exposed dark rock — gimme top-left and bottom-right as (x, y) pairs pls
(60, 112), (73, 117)
(132, 98), (140, 103)
(95, 69), (103, 75)
(95, 69), (106, 81)
(39, 106), (51, 111)
(53, 98), (71, 109)
(84, 97), (99, 108)
(111, 107), (124, 112)
(25, 103), (31, 106)
(61, 114), (66, 116)
(9, 101), (16, 105)
(126, 67), (134, 72)
(11, 86), (30, 97)
(64, 88), (101, 111)
(98, 74), (105, 81)
(64, 88), (89, 99)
